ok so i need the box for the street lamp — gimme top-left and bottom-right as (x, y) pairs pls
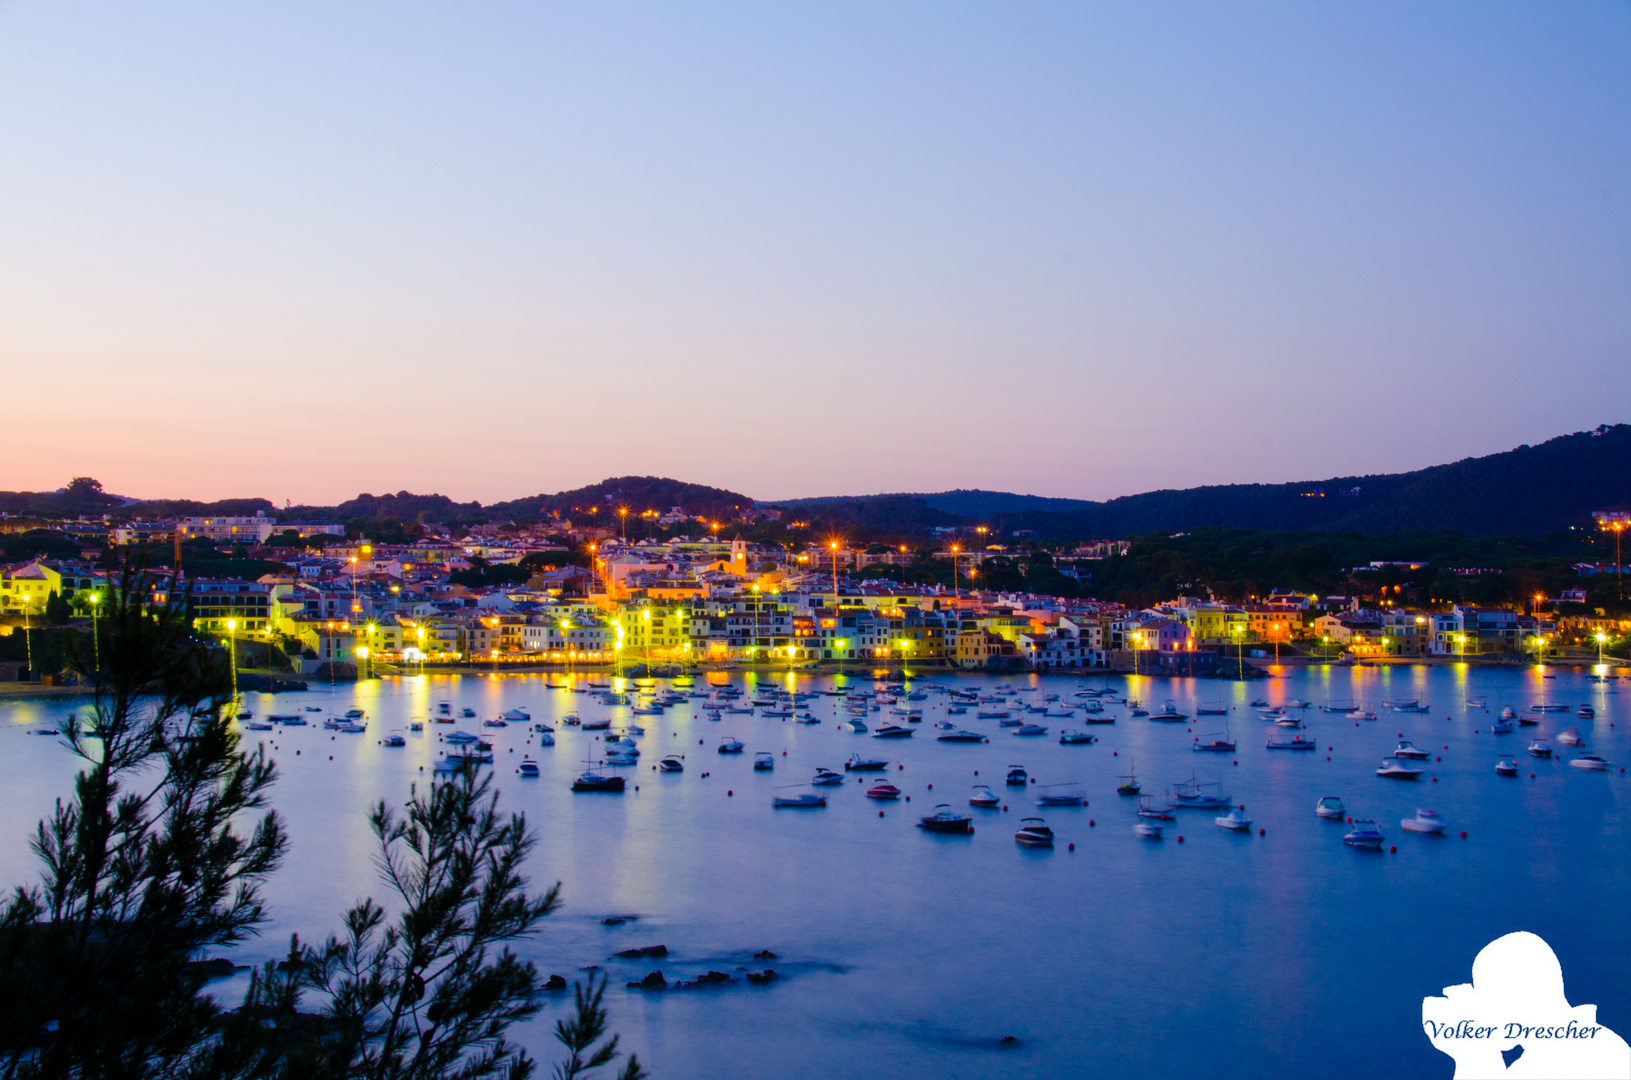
(1602, 520), (1626, 600)
(828, 540), (840, 609)
(88, 592), (101, 673)
(226, 619), (238, 700)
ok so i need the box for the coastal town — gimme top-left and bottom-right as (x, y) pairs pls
(4, 504), (1628, 687)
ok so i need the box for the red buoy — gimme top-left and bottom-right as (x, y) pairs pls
(1460, 831), (1467, 838)
(1258, 828), (1265, 836)
(1390, 845), (1397, 853)
(1177, 835), (1185, 843)
(1068, 842), (1075, 850)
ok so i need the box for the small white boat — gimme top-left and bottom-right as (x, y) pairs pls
(1352, 710), (1378, 722)
(845, 719), (869, 733)
(1576, 705), (1595, 720)
(969, 785), (1000, 807)
(1058, 729), (1095, 745)
(1215, 804), (1253, 831)
(872, 724), (914, 739)
(811, 768), (843, 786)
(536, 731), (555, 746)
(1556, 728), (1583, 746)
(444, 730), (480, 744)
(1499, 706), (1518, 721)
(1393, 741), (1429, 760)
(1148, 701), (1188, 722)
(1495, 756), (1519, 776)
(344, 708), (366, 720)
(1527, 739), (1553, 759)
(773, 791), (826, 808)
(1285, 699), (1311, 709)
(500, 708), (531, 722)
(518, 757), (540, 777)
(658, 755), (684, 772)
(244, 720), (273, 731)
(482, 718), (508, 729)
(718, 738), (744, 754)
(1134, 821), (1164, 839)
(754, 752), (775, 771)
(1343, 820), (1385, 848)
(1315, 796), (1345, 819)
(1491, 719), (1514, 734)
(409, 721), (423, 732)
(1376, 758), (1422, 780)
(1570, 753), (1610, 771)
(383, 733), (406, 747)
(1012, 724), (1048, 737)
(1401, 808), (1445, 834)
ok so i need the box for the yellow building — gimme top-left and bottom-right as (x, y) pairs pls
(616, 604), (694, 660)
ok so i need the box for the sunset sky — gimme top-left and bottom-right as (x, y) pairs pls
(1, 2), (1627, 505)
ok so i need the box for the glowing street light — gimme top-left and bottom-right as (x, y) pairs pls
(226, 619), (238, 699)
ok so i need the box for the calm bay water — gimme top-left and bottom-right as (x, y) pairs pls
(2, 664), (1626, 1078)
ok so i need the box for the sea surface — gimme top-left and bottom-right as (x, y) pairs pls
(2, 664), (1626, 1079)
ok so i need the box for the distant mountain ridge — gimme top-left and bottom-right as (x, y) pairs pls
(767, 425), (1631, 538)
(776, 489), (1094, 517)
(3, 426), (1625, 538)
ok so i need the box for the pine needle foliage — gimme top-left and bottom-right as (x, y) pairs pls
(0, 565), (286, 1078)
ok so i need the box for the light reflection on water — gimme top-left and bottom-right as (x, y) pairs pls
(1, 664), (1627, 1078)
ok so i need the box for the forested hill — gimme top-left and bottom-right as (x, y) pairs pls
(772, 425), (1631, 538)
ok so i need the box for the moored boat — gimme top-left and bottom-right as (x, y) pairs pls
(1343, 820), (1385, 848)
(1400, 808), (1445, 834)
(1014, 817), (1054, 846)
(1315, 796), (1345, 819)
(1376, 758), (1422, 779)
(916, 806), (974, 834)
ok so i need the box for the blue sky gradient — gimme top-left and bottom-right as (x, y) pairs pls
(1, 2), (1626, 503)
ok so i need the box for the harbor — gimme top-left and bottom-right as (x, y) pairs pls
(2, 662), (1624, 1078)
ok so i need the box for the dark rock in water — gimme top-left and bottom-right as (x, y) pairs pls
(614, 944), (668, 959)
(999, 1035), (1020, 1048)
(188, 957), (240, 980)
(753, 949), (778, 960)
(745, 969), (778, 985)
(545, 975), (568, 991)
(627, 970), (666, 990)
(602, 917), (627, 926)
(691, 970), (733, 986)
